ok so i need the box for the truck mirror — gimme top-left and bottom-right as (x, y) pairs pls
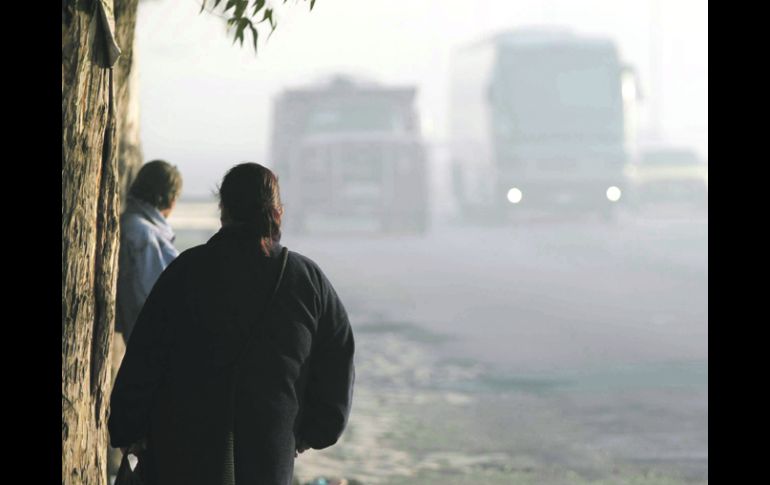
(622, 64), (644, 101)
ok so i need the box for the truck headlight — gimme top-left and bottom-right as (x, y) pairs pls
(606, 186), (622, 202)
(507, 188), (523, 204)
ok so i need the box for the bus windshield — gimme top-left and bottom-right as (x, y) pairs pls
(493, 46), (624, 142)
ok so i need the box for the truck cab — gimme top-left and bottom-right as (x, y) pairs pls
(625, 147), (708, 216)
(270, 76), (428, 233)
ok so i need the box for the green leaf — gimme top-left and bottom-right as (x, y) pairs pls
(235, 18), (249, 46)
(261, 8), (276, 30)
(214, 0), (223, 7)
(224, 0), (238, 13)
(252, 0), (266, 17)
(310, 0), (316, 11)
(249, 24), (259, 52)
(227, 16), (238, 44)
(234, 0), (248, 18)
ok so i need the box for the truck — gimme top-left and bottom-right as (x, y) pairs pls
(624, 147), (708, 215)
(269, 75), (428, 234)
(449, 28), (640, 221)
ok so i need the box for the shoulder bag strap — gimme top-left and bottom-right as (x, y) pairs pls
(223, 246), (289, 481)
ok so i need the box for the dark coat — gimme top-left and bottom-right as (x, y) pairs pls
(108, 225), (355, 485)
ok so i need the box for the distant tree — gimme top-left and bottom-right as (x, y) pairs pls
(62, 1), (314, 483)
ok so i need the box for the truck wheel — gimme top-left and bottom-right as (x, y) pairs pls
(413, 212), (428, 234)
(599, 206), (618, 224)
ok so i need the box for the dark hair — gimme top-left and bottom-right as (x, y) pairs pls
(218, 162), (283, 255)
(129, 160), (183, 210)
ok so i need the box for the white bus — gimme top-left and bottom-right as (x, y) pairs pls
(450, 28), (640, 221)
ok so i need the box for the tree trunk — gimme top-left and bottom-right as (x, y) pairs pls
(114, 2), (143, 206)
(62, 1), (138, 483)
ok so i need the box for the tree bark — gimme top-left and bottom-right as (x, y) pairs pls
(114, 1), (143, 206)
(62, 1), (138, 483)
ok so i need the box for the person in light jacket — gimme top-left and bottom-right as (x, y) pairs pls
(109, 160), (183, 478)
(116, 159), (183, 344)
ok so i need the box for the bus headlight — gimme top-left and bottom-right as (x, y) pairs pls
(507, 187), (523, 204)
(606, 186), (622, 202)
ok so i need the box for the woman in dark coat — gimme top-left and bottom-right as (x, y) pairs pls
(108, 163), (355, 485)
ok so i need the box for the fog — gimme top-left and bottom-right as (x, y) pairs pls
(140, 1), (707, 483)
(137, 0), (706, 199)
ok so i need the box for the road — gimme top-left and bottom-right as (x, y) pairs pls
(173, 207), (709, 483)
(287, 212), (708, 374)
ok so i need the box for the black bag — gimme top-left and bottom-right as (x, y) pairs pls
(114, 452), (147, 485)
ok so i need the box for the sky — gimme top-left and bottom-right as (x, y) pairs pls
(135, 0), (708, 197)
